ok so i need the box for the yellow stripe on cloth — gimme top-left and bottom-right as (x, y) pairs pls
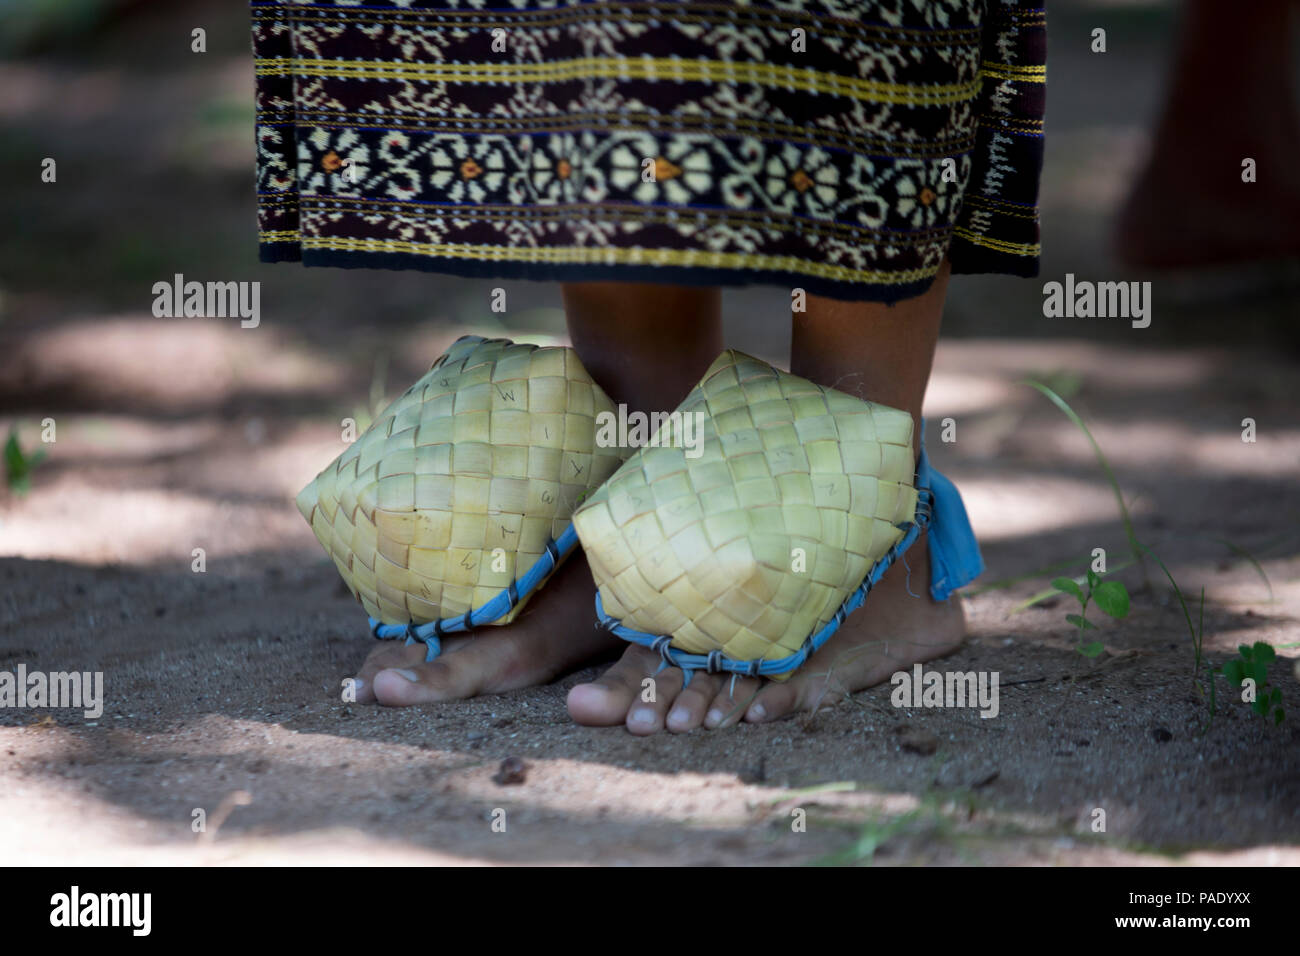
(298, 236), (940, 286)
(952, 227), (1040, 257)
(254, 57), (983, 106)
(978, 63), (1047, 83)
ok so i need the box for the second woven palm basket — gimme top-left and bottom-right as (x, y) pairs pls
(572, 350), (923, 680)
(296, 335), (626, 659)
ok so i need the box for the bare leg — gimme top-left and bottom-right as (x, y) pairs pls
(362, 283), (721, 705)
(1115, 0), (1300, 268)
(568, 264), (967, 733)
(747, 262), (966, 721)
(563, 282), (724, 414)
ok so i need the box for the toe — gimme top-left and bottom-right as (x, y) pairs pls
(371, 643), (487, 706)
(352, 640), (430, 703)
(745, 679), (799, 723)
(704, 676), (762, 729)
(665, 673), (723, 733)
(567, 645), (662, 728)
(623, 665), (686, 736)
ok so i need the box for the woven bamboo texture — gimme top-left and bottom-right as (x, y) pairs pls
(297, 335), (625, 627)
(573, 350), (918, 666)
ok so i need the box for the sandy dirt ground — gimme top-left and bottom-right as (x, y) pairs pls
(1, 0), (1298, 865)
(2, 329), (1297, 866)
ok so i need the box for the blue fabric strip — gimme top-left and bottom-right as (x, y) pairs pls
(367, 523), (579, 662)
(915, 430), (984, 601)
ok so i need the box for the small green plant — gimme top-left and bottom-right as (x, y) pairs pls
(4, 428), (47, 495)
(1022, 379), (1287, 732)
(1021, 379), (1149, 590)
(810, 788), (955, 866)
(1220, 642), (1285, 725)
(817, 805), (930, 866)
(1052, 569), (1130, 657)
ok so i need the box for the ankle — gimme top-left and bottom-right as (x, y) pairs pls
(584, 355), (710, 414)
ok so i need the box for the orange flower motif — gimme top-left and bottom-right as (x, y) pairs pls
(790, 169), (813, 193)
(556, 159), (572, 180)
(460, 158), (483, 179)
(919, 187), (937, 206)
(653, 156), (682, 181)
(321, 151), (344, 172)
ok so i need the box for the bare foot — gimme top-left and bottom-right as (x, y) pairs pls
(351, 279), (722, 708)
(567, 535), (966, 734)
(352, 552), (620, 706)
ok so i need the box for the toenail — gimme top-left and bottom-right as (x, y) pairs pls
(391, 669), (420, 682)
(352, 677), (366, 693)
(668, 706), (689, 725)
(706, 708), (724, 726)
(749, 702), (767, 722)
(629, 707), (655, 727)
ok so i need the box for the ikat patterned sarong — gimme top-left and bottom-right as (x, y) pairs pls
(252, 0), (1044, 302)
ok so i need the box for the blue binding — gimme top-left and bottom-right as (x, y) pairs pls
(367, 523), (579, 662)
(593, 421), (984, 678)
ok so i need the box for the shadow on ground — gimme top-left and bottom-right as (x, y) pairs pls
(1, 0), (1298, 864)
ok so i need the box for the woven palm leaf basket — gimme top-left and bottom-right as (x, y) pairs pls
(296, 335), (626, 660)
(572, 350), (984, 681)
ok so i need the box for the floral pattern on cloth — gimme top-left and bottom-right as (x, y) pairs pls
(252, 0), (1044, 302)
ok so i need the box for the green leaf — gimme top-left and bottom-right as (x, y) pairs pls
(1251, 660), (1268, 687)
(1051, 577), (1085, 603)
(1251, 697), (1267, 716)
(1078, 641), (1105, 658)
(4, 432), (25, 475)
(1238, 644), (1254, 661)
(1065, 614), (1096, 630)
(1086, 569), (1100, 592)
(1270, 688), (1282, 706)
(1274, 708), (1285, 725)
(1092, 580), (1130, 619)
(4, 429), (47, 495)
(1222, 660), (1244, 686)
(1253, 642), (1276, 664)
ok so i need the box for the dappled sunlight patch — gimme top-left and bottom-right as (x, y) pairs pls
(959, 474), (1148, 542)
(0, 484), (308, 564)
(0, 719), (1134, 867)
(1018, 420), (1300, 479)
(937, 340), (1220, 391)
(0, 757), (478, 866)
(1, 414), (224, 463)
(0, 315), (350, 411)
(923, 372), (1018, 418)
